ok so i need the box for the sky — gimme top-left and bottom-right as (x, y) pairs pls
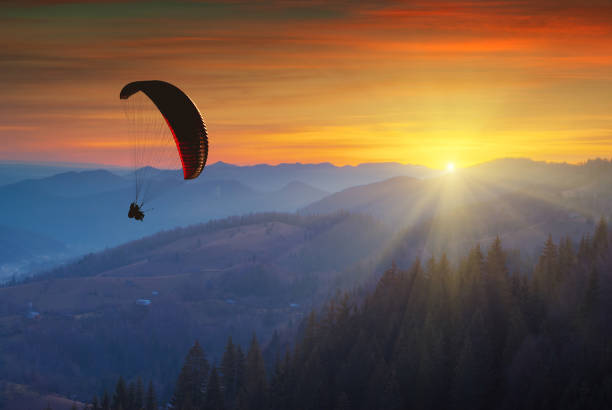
(1, 0), (611, 169)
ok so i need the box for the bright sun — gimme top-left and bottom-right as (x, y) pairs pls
(446, 162), (455, 173)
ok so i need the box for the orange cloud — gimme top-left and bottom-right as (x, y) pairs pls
(1, 0), (611, 168)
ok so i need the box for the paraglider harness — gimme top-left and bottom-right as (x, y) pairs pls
(128, 202), (145, 221)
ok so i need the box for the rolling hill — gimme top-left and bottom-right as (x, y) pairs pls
(199, 161), (436, 192)
(303, 158), (612, 272)
(0, 212), (392, 403)
(0, 161), (129, 187)
(0, 170), (329, 278)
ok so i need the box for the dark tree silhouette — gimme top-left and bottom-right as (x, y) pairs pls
(205, 366), (224, 410)
(172, 341), (210, 410)
(95, 221), (612, 410)
(145, 381), (156, 410)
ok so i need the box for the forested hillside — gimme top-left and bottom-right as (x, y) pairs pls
(0, 212), (391, 405)
(267, 219), (612, 410)
(95, 219), (612, 409)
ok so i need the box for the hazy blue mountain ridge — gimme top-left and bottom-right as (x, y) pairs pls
(0, 161), (434, 278)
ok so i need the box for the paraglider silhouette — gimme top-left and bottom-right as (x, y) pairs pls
(128, 202), (145, 221)
(120, 80), (208, 220)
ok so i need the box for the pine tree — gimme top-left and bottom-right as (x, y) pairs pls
(392, 327), (420, 407)
(91, 396), (100, 410)
(425, 256), (436, 279)
(172, 340), (210, 410)
(263, 330), (282, 373)
(364, 359), (391, 409)
(145, 381), (156, 410)
(101, 391), (111, 410)
(220, 336), (237, 404)
(486, 235), (507, 278)
(558, 236), (576, 281)
(593, 217), (608, 256)
(300, 312), (318, 362)
(470, 244), (485, 276)
(268, 353), (285, 410)
(451, 309), (493, 410)
(205, 366), (225, 410)
(112, 376), (128, 410)
(438, 253), (451, 279)
(578, 234), (593, 263)
(334, 392), (351, 410)
(235, 345), (246, 401)
(239, 335), (268, 410)
(532, 234), (560, 305)
(583, 267), (600, 319)
(127, 380), (136, 410)
(380, 373), (402, 410)
(269, 350), (294, 410)
(417, 314), (450, 409)
(134, 378), (144, 410)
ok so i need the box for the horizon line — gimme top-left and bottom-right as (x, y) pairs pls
(1, 156), (611, 171)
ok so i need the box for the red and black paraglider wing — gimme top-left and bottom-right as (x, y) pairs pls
(120, 80), (208, 179)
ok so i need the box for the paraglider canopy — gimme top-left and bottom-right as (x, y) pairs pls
(120, 80), (208, 179)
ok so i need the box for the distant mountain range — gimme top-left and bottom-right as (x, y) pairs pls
(0, 161), (129, 187)
(0, 161), (434, 278)
(199, 161), (436, 192)
(3, 158), (612, 279)
(0, 160), (436, 191)
(303, 158), (612, 261)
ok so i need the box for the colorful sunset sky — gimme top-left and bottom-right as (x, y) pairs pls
(1, 0), (611, 169)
